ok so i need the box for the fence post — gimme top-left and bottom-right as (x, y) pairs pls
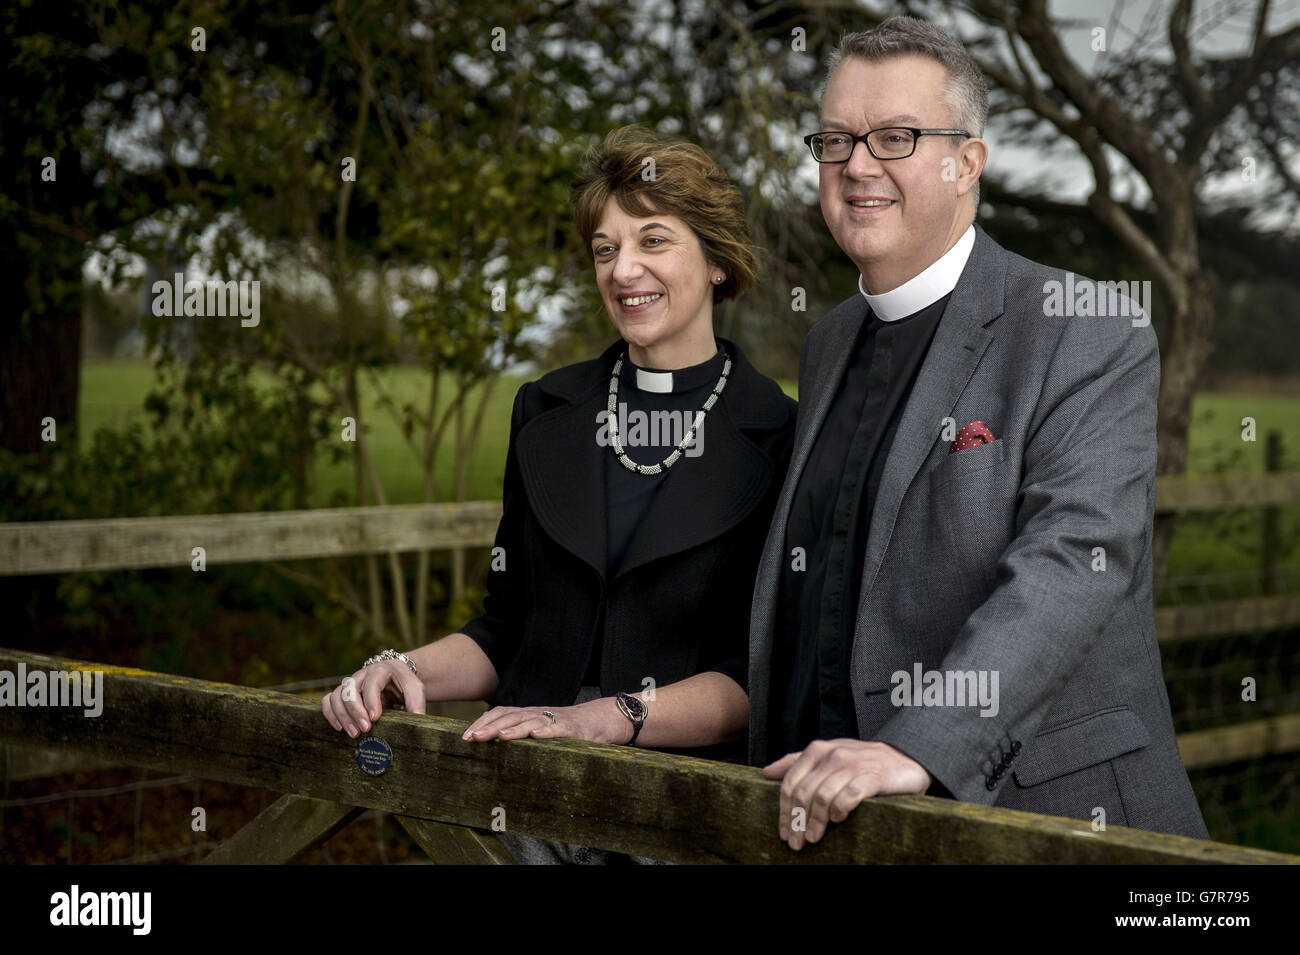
(1262, 430), (1282, 595)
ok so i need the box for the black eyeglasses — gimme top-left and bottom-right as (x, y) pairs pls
(803, 127), (971, 163)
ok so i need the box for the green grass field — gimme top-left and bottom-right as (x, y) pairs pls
(79, 360), (1300, 582)
(79, 361), (527, 507)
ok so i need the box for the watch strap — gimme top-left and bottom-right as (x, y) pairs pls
(615, 691), (646, 745)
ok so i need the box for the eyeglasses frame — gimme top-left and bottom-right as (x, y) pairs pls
(803, 127), (973, 163)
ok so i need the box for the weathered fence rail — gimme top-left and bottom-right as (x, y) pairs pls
(3, 497), (1299, 643)
(1, 648), (1294, 864)
(2, 472), (1299, 777)
(1154, 468), (1300, 512)
(0, 502), (501, 575)
(0, 467), (1293, 573)
(1154, 594), (1300, 643)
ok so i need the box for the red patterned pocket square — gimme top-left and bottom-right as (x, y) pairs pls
(949, 420), (995, 454)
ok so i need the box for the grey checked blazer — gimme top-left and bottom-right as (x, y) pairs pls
(748, 225), (1209, 839)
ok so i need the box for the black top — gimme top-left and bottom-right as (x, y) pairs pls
(603, 345), (729, 576)
(585, 344), (732, 685)
(767, 295), (949, 758)
(458, 337), (797, 763)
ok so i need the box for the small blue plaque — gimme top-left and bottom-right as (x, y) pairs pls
(355, 735), (393, 776)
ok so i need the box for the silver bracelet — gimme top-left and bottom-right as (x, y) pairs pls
(363, 648), (418, 675)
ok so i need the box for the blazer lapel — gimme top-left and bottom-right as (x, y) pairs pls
(747, 295), (864, 765)
(779, 302), (864, 509)
(751, 297), (863, 623)
(515, 359), (611, 580)
(856, 226), (1007, 609)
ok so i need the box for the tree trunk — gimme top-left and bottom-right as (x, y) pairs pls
(1151, 273), (1218, 595)
(0, 247), (83, 456)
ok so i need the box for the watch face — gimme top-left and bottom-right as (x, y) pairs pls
(619, 692), (647, 722)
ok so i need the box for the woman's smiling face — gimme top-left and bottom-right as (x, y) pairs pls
(590, 197), (718, 368)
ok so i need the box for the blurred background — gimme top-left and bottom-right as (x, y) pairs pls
(1, 0), (1297, 861)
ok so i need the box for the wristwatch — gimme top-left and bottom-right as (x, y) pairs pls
(615, 691), (648, 745)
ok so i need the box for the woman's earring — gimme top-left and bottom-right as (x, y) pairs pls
(713, 274), (724, 284)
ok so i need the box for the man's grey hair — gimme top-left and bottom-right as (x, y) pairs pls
(818, 16), (989, 139)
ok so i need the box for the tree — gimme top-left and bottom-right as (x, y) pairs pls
(122, 0), (637, 643)
(948, 0), (1300, 585)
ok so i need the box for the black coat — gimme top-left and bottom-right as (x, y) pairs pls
(461, 337), (797, 746)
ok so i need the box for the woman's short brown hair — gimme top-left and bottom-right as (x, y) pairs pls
(570, 125), (758, 303)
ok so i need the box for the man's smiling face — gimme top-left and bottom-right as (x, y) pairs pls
(819, 54), (976, 293)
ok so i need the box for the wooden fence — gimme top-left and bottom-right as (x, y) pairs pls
(1, 648), (1294, 864)
(3, 471), (1297, 635)
(1, 461), (1298, 859)
(4, 468), (1299, 768)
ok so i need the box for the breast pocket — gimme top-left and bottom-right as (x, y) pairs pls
(926, 440), (1014, 590)
(929, 438), (1006, 486)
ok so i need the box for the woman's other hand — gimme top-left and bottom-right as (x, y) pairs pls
(321, 661), (427, 738)
(462, 698), (631, 745)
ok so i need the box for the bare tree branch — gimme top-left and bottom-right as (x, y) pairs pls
(1170, 0), (1212, 115)
(1008, 0), (1176, 201)
(1183, 2), (1296, 161)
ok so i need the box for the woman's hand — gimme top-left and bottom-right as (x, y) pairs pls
(462, 697), (631, 745)
(321, 661), (427, 738)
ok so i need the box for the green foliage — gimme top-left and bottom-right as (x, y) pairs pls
(0, 358), (332, 521)
(0, 347), (345, 682)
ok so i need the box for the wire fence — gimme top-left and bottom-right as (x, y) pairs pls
(1156, 527), (1300, 850)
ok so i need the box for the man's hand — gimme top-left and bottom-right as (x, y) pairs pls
(763, 739), (932, 850)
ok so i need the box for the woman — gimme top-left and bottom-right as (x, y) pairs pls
(320, 125), (796, 863)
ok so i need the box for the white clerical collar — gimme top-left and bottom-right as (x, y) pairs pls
(858, 224), (975, 322)
(635, 368), (674, 393)
(627, 345), (724, 394)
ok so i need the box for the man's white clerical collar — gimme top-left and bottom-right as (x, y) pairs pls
(858, 224), (975, 322)
(635, 368), (674, 393)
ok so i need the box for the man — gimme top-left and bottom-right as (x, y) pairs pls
(749, 16), (1209, 849)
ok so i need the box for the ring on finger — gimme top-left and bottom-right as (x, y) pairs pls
(541, 709), (557, 724)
